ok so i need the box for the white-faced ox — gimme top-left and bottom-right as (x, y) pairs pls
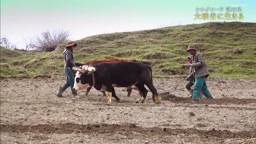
(73, 65), (128, 101)
(73, 62), (161, 104)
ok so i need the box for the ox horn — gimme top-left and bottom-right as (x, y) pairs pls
(72, 66), (83, 72)
(81, 65), (96, 73)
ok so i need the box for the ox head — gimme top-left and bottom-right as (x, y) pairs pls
(73, 65), (96, 91)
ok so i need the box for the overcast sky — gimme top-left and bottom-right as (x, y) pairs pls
(1, 0), (255, 49)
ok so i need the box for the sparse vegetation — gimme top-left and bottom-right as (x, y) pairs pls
(0, 22), (256, 79)
(28, 30), (69, 52)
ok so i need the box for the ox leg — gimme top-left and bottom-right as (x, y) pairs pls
(94, 84), (107, 97)
(145, 82), (161, 104)
(126, 86), (132, 97)
(111, 87), (121, 102)
(135, 83), (148, 103)
(85, 87), (92, 96)
(106, 86), (114, 104)
(105, 91), (112, 104)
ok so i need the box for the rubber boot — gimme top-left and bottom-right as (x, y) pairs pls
(189, 89), (193, 98)
(57, 87), (64, 97)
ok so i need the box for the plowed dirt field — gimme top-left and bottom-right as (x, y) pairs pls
(1, 78), (256, 144)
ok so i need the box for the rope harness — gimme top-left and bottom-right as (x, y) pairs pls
(91, 73), (95, 87)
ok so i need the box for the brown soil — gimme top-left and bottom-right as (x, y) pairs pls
(1, 78), (256, 144)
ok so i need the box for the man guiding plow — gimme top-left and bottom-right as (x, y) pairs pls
(185, 45), (214, 101)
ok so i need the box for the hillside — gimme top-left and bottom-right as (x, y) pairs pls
(1, 22), (256, 79)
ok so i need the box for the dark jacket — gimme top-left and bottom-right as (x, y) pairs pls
(190, 53), (209, 78)
(63, 49), (76, 68)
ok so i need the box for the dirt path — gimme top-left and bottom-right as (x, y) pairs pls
(1, 78), (256, 144)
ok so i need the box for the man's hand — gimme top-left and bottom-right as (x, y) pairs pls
(188, 64), (192, 67)
(72, 66), (82, 71)
(182, 64), (192, 67)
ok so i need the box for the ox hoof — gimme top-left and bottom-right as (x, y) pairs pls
(155, 96), (161, 104)
(135, 100), (143, 103)
(155, 101), (161, 104)
(140, 100), (145, 103)
(107, 101), (112, 105)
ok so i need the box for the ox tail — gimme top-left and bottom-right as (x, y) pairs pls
(147, 65), (153, 83)
(150, 68), (153, 83)
(145, 65), (153, 92)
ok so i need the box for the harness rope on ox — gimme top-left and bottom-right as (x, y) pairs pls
(91, 73), (95, 87)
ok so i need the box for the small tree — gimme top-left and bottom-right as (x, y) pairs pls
(0, 37), (16, 49)
(29, 30), (69, 52)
